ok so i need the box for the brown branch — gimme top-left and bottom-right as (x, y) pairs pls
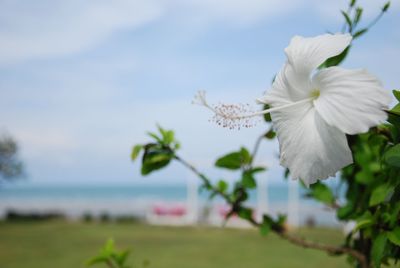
(279, 232), (368, 268)
(173, 153), (368, 267)
(247, 216), (367, 268)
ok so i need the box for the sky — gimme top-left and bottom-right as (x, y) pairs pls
(0, 0), (399, 185)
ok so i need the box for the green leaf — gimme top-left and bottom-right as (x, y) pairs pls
(141, 152), (172, 175)
(232, 186), (249, 203)
(104, 239), (115, 253)
(215, 152), (242, 170)
(86, 255), (109, 266)
(390, 103), (400, 117)
(265, 129), (276, 139)
(250, 167), (266, 174)
(157, 125), (174, 144)
(384, 144), (400, 167)
(390, 203), (400, 227)
(237, 208), (252, 220)
(164, 130), (174, 144)
(369, 183), (395, 206)
(173, 142), (181, 150)
(354, 7), (363, 25)
(157, 124), (167, 137)
(393, 90), (400, 102)
(320, 46), (350, 68)
(113, 250), (130, 266)
(387, 228), (400, 246)
(263, 104), (272, 122)
(355, 169), (373, 185)
(241, 167), (266, 188)
(239, 147), (252, 164)
(147, 132), (162, 143)
(131, 145), (143, 161)
(355, 219), (373, 232)
(337, 201), (355, 220)
(371, 233), (387, 267)
(354, 212), (373, 232)
(215, 147), (251, 170)
(309, 182), (334, 205)
(353, 28), (367, 39)
(242, 172), (256, 189)
(87, 239), (116, 267)
(341, 10), (352, 30)
(276, 214), (287, 228)
(141, 160), (171, 175)
(350, 0), (356, 7)
(145, 153), (171, 164)
(284, 168), (290, 178)
(382, 2), (390, 12)
(260, 220), (271, 236)
(217, 180), (228, 193)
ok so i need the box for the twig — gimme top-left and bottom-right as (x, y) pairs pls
(279, 232), (368, 268)
(173, 155), (230, 201)
(246, 216), (367, 267)
(173, 153), (368, 268)
(366, 11), (384, 30)
(250, 133), (265, 165)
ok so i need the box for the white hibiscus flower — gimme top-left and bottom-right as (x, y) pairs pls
(194, 33), (391, 186)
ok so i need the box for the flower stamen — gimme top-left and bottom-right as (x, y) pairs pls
(310, 89), (320, 99)
(193, 90), (313, 129)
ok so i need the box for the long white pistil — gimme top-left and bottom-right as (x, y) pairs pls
(193, 90), (313, 129)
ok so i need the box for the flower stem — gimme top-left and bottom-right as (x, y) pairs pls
(250, 133), (265, 165)
(366, 11), (384, 30)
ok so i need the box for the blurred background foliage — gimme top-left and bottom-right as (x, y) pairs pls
(0, 134), (24, 182)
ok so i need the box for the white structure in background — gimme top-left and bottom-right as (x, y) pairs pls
(256, 176), (269, 222)
(287, 178), (300, 228)
(146, 160), (301, 228)
(146, 168), (199, 226)
(186, 171), (198, 224)
(256, 173), (300, 229)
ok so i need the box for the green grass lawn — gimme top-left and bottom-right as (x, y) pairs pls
(0, 221), (348, 268)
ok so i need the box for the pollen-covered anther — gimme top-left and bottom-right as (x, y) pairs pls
(210, 102), (259, 130)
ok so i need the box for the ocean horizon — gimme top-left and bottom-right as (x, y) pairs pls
(0, 182), (340, 226)
(0, 182), (294, 202)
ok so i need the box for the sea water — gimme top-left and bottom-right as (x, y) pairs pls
(0, 183), (339, 226)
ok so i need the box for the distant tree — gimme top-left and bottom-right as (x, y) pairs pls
(0, 134), (24, 181)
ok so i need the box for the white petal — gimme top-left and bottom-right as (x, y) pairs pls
(258, 63), (311, 105)
(285, 33), (352, 74)
(271, 102), (353, 186)
(313, 67), (392, 135)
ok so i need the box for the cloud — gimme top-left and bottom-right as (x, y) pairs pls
(166, 0), (303, 25)
(1, 0), (397, 65)
(0, 0), (162, 64)
(164, 0), (399, 27)
(0, 0), (320, 65)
